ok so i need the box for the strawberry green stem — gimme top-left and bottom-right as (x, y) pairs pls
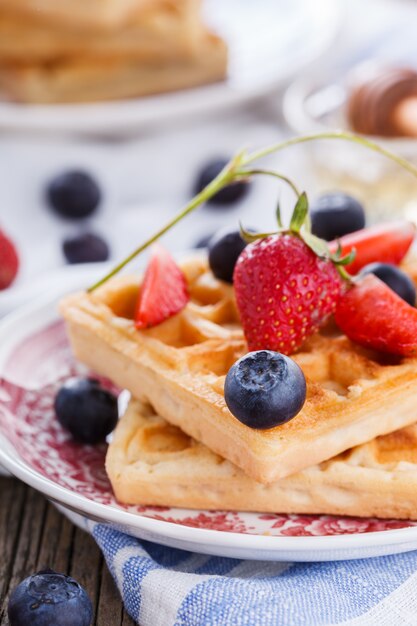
(87, 156), (241, 292)
(336, 264), (354, 283)
(87, 131), (417, 292)
(245, 130), (417, 178)
(234, 168), (301, 198)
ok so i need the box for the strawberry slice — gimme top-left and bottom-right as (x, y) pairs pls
(134, 245), (189, 329)
(334, 274), (417, 356)
(328, 220), (415, 275)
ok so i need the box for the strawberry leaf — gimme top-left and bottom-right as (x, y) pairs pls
(303, 210), (312, 234)
(239, 223), (278, 243)
(276, 199), (283, 229)
(289, 192), (309, 233)
(333, 241), (343, 260)
(334, 248), (356, 266)
(301, 230), (331, 259)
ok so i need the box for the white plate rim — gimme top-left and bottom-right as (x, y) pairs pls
(1, 267), (417, 559)
(2, 436), (417, 555)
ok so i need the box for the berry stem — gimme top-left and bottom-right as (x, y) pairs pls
(87, 156), (241, 292)
(336, 264), (354, 283)
(234, 168), (301, 198)
(87, 131), (417, 292)
(245, 130), (417, 178)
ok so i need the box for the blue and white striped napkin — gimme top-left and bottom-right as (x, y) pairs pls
(91, 523), (417, 626)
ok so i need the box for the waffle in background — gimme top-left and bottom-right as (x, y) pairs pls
(0, 0), (203, 62)
(0, 0), (162, 32)
(60, 256), (417, 485)
(107, 398), (417, 519)
(0, 0), (228, 103)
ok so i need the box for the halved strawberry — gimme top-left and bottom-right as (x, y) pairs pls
(334, 273), (417, 356)
(134, 245), (189, 329)
(328, 220), (415, 275)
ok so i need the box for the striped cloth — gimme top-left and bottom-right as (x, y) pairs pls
(91, 523), (417, 626)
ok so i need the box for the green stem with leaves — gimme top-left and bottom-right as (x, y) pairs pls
(87, 153), (244, 291)
(88, 131), (417, 292)
(245, 130), (417, 177)
(234, 168), (301, 198)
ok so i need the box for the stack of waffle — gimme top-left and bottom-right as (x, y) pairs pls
(0, 0), (227, 103)
(60, 256), (417, 519)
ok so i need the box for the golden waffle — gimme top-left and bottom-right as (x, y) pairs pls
(0, 0), (155, 32)
(0, 0), (202, 63)
(60, 255), (417, 484)
(0, 32), (227, 104)
(107, 397), (417, 519)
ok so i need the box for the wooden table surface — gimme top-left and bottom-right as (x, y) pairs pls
(0, 476), (136, 626)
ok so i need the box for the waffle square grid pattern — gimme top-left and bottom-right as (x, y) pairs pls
(105, 396), (417, 519)
(60, 255), (417, 486)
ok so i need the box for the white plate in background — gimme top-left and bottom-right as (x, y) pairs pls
(0, 0), (341, 136)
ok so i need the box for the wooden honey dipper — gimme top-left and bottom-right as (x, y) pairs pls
(347, 64), (417, 138)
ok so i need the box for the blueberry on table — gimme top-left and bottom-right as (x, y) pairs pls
(194, 159), (250, 206)
(47, 170), (101, 219)
(208, 229), (247, 283)
(8, 569), (92, 626)
(63, 232), (109, 264)
(310, 192), (366, 241)
(54, 378), (118, 444)
(224, 351), (306, 429)
(360, 262), (416, 306)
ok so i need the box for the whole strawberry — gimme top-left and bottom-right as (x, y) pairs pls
(0, 229), (19, 290)
(235, 235), (344, 354)
(234, 194), (348, 354)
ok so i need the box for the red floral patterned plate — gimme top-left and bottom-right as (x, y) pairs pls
(1, 267), (417, 561)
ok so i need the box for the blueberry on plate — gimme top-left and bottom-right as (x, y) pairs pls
(54, 378), (118, 444)
(62, 232), (110, 264)
(360, 262), (416, 306)
(310, 192), (365, 241)
(194, 159), (250, 206)
(47, 170), (101, 219)
(8, 569), (92, 626)
(224, 350), (306, 429)
(208, 229), (248, 283)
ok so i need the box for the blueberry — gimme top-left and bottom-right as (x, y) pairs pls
(224, 351), (306, 429)
(360, 262), (416, 306)
(194, 159), (250, 206)
(310, 192), (365, 241)
(8, 569), (92, 626)
(208, 229), (248, 283)
(63, 232), (109, 264)
(47, 170), (101, 219)
(54, 378), (118, 444)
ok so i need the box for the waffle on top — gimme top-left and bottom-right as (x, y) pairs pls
(61, 255), (417, 484)
(107, 397), (417, 519)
